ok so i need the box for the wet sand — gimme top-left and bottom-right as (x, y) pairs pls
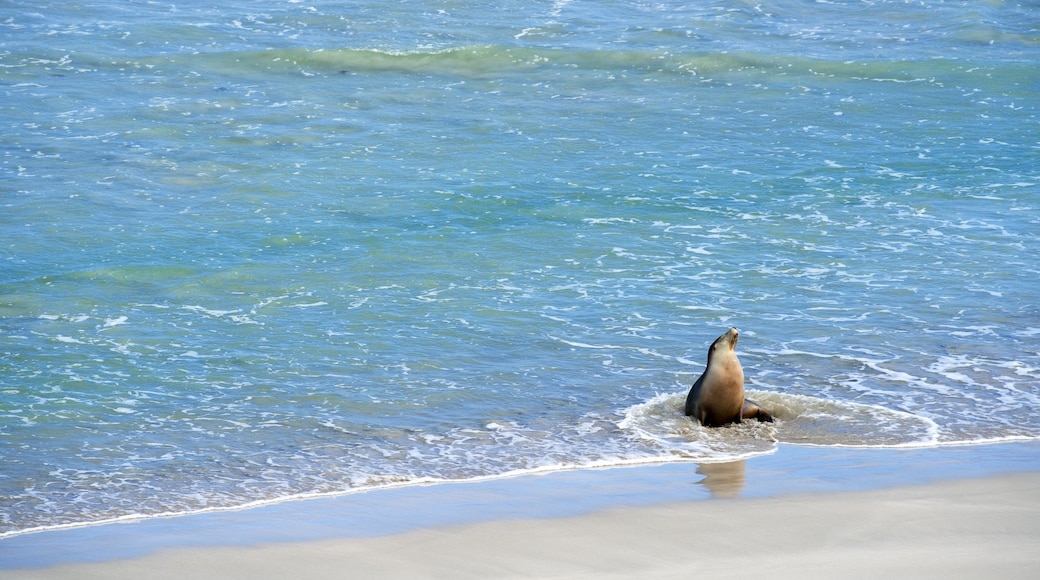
(4, 443), (1039, 579)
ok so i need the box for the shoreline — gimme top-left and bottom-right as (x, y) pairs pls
(21, 472), (1036, 580)
(3, 440), (1039, 576)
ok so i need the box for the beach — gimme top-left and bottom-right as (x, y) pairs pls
(4, 442), (1039, 579)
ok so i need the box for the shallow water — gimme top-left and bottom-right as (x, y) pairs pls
(1, 0), (1038, 536)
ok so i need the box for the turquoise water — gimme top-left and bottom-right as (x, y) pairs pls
(2, 0), (1038, 536)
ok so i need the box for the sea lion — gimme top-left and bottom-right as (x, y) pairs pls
(684, 327), (774, 427)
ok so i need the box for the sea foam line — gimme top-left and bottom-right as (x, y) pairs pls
(0, 454), (755, 542)
(3, 422), (1037, 541)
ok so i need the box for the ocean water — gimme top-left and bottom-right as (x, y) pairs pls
(1, 0), (1038, 537)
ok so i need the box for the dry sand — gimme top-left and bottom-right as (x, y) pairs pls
(8, 471), (1039, 580)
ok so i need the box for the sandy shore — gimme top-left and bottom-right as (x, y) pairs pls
(7, 468), (1040, 579)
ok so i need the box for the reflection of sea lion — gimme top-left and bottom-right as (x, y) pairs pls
(684, 327), (774, 427)
(697, 460), (746, 498)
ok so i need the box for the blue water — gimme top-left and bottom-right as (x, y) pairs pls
(2, 0), (1038, 537)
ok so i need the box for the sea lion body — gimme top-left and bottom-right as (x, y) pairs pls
(684, 327), (773, 427)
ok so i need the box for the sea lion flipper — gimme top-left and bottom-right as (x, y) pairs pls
(741, 398), (774, 423)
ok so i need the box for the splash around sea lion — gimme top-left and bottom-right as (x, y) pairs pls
(684, 327), (774, 427)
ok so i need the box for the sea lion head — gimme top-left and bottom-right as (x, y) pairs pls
(709, 327), (739, 358)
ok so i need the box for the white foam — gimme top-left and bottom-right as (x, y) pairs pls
(618, 392), (779, 460)
(619, 390), (942, 452)
(182, 305), (241, 317)
(102, 316), (128, 328)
